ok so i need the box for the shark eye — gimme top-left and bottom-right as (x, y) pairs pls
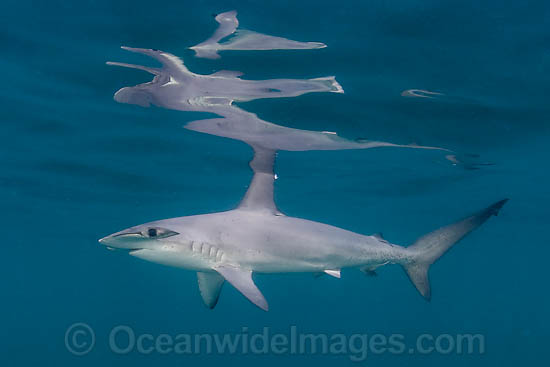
(143, 227), (179, 239)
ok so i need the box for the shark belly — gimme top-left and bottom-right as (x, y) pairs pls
(129, 248), (214, 271)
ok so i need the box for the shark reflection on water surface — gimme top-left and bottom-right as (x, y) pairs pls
(107, 47), (446, 154)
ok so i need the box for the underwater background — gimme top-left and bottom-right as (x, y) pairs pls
(1, 0), (549, 365)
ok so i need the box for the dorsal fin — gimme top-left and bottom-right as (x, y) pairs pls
(238, 145), (281, 215)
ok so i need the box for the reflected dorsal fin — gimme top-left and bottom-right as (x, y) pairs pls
(238, 145), (281, 215)
(210, 11), (239, 44)
(189, 11), (239, 59)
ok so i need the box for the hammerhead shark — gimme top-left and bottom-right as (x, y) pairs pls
(99, 145), (507, 311)
(190, 10), (327, 59)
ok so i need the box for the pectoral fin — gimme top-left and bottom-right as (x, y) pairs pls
(197, 272), (225, 309)
(214, 265), (268, 311)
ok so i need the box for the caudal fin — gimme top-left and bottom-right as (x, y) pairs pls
(403, 199), (508, 300)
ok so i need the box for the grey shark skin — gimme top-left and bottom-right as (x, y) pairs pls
(190, 10), (326, 59)
(100, 147), (507, 311)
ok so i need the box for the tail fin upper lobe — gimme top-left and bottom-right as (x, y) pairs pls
(403, 199), (508, 300)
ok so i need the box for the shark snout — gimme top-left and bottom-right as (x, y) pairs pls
(98, 231), (144, 250)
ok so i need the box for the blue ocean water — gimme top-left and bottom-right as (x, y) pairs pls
(2, 0), (549, 365)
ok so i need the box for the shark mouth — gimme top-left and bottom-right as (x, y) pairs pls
(128, 249), (148, 256)
(106, 246), (144, 255)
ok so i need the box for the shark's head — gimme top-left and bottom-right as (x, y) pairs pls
(99, 223), (180, 252)
(98, 220), (213, 270)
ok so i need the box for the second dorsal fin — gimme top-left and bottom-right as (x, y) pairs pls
(372, 232), (388, 242)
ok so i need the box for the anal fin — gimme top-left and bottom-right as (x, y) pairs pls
(360, 262), (388, 276)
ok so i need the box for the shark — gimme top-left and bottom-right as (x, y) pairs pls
(190, 10), (327, 59)
(99, 145), (507, 311)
